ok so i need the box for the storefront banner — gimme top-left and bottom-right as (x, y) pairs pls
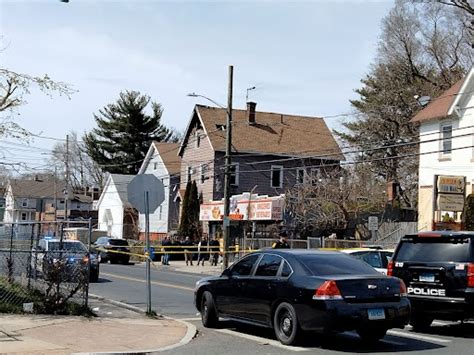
(200, 194), (284, 221)
(437, 175), (465, 194)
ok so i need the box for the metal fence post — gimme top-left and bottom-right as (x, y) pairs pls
(84, 218), (92, 309)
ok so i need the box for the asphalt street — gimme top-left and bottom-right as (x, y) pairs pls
(90, 263), (474, 355)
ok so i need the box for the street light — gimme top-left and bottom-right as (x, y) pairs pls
(187, 65), (233, 268)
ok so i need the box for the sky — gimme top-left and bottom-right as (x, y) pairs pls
(0, 0), (394, 174)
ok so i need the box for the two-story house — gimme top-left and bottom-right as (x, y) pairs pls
(178, 102), (343, 236)
(411, 66), (474, 231)
(3, 178), (94, 237)
(137, 142), (181, 240)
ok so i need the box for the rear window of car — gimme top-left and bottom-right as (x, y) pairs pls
(109, 239), (129, 246)
(299, 254), (379, 276)
(48, 241), (87, 252)
(396, 238), (472, 262)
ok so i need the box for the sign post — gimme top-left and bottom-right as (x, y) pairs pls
(368, 216), (378, 241)
(128, 174), (165, 315)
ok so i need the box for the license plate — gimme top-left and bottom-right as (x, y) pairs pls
(419, 274), (435, 282)
(368, 308), (385, 320)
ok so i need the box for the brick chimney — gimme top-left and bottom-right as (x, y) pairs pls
(247, 101), (256, 125)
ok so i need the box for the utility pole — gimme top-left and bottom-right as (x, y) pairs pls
(222, 65), (233, 269)
(64, 134), (69, 226)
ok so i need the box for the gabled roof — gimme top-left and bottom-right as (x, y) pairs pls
(153, 142), (181, 175)
(179, 105), (343, 160)
(110, 174), (134, 205)
(138, 142), (181, 176)
(411, 67), (473, 123)
(7, 179), (92, 203)
(96, 174), (135, 208)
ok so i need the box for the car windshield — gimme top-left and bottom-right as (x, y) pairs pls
(48, 241), (87, 253)
(396, 238), (472, 262)
(109, 239), (129, 246)
(299, 254), (379, 276)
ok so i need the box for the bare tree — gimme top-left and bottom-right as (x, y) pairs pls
(50, 131), (105, 189)
(285, 166), (387, 238)
(0, 68), (75, 138)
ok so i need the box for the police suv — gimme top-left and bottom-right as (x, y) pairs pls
(389, 231), (473, 329)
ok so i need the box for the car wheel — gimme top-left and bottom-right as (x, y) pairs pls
(410, 314), (433, 330)
(99, 253), (107, 263)
(357, 327), (387, 343)
(110, 258), (118, 264)
(273, 302), (300, 345)
(201, 291), (218, 328)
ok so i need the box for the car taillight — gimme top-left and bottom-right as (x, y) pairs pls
(399, 279), (407, 297)
(313, 280), (343, 300)
(387, 260), (394, 276)
(468, 263), (474, 288)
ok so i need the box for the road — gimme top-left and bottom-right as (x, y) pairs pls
(90, 263), (474, 355)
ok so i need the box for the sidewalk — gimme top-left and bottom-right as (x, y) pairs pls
(0, 299), (195, 354)
(147, 259), (224, 276)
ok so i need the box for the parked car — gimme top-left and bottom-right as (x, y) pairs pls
(93, 237), (130, 264)
(195, 249), (410, 345)
(389, 231), (474, 330)
(340, 248), (394, 274)
(33, 238), (100, 282)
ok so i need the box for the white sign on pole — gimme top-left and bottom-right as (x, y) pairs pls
(368, 216), (378, 231)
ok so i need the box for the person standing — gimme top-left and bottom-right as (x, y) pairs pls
(182, 236), (194, 266)
(197, 237), (208, 266)
(161, 236), (171, 265)
(272, 231), (290, 249)
(209, 236), (220, 266)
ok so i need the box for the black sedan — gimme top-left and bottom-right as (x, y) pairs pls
(195, 249), (410, 345)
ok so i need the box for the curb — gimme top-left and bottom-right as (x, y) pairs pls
(85, 294), (197, 354)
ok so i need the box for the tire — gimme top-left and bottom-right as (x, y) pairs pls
(110, 258), (118, 264)
(410, 314), (433, 330)
(201, 291), (218, 328)
(357, 327), (387, 343)
(273, 302), (300, 345)
(99, 253), (107, 263)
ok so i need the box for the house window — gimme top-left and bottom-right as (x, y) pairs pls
(21, 212), (27, 221)
(296, 168), (306, 185)
(200, 164), (208, 184)
(271, 165), (283, 188)
(441, 123), (452, 155)
(21, 198), (28, 207)
(195, 130), (201, 148)
(76, 203), (81, 209)
(187, 166), (193, 182)
(230, 163), (239, 186)
(153, 162), (158, 170)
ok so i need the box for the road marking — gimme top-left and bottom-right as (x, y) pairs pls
(387, 330), (451, 343)
(100, 272), (195, 292)
(214, 328), (309, 352)
(177, 317), (201, 321)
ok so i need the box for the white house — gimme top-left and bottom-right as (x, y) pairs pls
(137, 142), (181, 240)
(411, 66), (474, 230)
(96, 174), (136, 239)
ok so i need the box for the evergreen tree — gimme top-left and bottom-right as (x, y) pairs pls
(189, 180), (201, 238)
(179, 181), (192, 237)
(83, 90), (176, 174)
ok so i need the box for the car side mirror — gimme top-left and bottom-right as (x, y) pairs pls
(222, 268), (232, 278)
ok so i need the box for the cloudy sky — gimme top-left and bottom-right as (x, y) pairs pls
(1, 0), (393, 173)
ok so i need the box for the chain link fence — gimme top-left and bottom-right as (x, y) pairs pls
(0, 221), (93, 314)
